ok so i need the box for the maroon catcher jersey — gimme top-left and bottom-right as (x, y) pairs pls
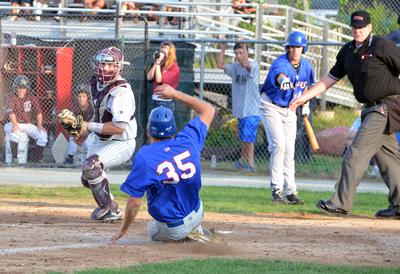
(6, 94), (42, 124)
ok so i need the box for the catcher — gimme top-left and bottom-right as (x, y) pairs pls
(58, 46), (137, 223)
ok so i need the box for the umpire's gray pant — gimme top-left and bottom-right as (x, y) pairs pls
(330, 104), (400, 212)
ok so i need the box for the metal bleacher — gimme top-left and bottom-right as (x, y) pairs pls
(0, 1), (358, 108)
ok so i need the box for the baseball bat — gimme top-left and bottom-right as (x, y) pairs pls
(303, 116), (319, 152)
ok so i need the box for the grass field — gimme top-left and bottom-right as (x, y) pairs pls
(74, 258), (400, 274)
(0, 184), (388, 216)
(2, 184), (398, 273)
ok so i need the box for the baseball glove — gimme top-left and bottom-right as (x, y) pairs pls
(57, 109), (84, 138)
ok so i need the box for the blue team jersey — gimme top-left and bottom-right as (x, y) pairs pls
(120, 117), (208, 223)
(260, 53), (315, 107)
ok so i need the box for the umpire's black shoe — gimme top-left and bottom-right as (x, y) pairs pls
(375, 208), (400, 219)
(285, 193), (304, 205)
(316, 200), (349, 216)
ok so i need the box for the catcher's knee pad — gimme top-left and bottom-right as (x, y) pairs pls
(81, 175), (90, 189)
(82, 154), (104, 183)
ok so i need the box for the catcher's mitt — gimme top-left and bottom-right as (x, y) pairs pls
(57, 109), (84, 138)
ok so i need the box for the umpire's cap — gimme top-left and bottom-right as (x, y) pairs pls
(286, 31), (308, 53)
(350, 10), (370, 28)
(148, 106), (176, 138)
(13, 75), (30, 90)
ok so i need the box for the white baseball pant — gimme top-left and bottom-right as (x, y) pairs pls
(86, 133), (136, 169)
(4, 122), (48, 164)
(260, 94), (298, 194)
(147, 202), (204, 242)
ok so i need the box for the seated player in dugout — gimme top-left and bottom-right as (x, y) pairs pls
(111, 84), (216, 243)
(4, 75), (48, 164)
(64, 84), (94, 165)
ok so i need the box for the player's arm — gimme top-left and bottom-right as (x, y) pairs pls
(36, 112), (46, 132)
(9, 112), (19, 132)
(84, 121), (126, 135)
(289, 75), (337, 111)
(111, 197), (141, 243)
(216, 43), (227, 70)
(154, 84), (215, 128)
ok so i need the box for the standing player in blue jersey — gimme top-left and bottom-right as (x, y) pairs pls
(112, 84), (215, 242)
(260, 31), (315, 204)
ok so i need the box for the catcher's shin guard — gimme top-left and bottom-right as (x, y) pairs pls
(82, 154), (120, 221)
(88, 178), (114, 220)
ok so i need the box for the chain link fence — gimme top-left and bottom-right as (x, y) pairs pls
(1, 2), (398, 182)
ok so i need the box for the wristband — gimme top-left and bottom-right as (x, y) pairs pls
(88, 122), (103, 134)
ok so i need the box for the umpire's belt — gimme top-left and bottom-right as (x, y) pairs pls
(166, 202), (201, 228)
(364, 99), (384, 108)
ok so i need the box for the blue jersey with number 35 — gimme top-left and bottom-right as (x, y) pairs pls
(121, 117), (207, 223)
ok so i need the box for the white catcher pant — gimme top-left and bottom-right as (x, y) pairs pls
(147, 202), (204, 242)
(4, 122), (48, 164)
(260, 94), (298, 194)
(86, 133), (136, 169)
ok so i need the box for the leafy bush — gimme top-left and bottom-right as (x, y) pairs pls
(313, 105), (359, 133)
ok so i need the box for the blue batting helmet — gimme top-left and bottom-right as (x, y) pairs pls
(148, 106), (176, 138)
(285, 31), (308, 53)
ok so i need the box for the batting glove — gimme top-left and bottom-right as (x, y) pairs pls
(279, 77), (294, 90)
(301, 101), (310, 117)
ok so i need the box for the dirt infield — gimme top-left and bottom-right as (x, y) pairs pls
(1, 198), (400, 273)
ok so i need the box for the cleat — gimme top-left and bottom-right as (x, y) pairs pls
(271, 189), (287, 204)
(285, 193), (304, 205)
(103, 209), (122, 223)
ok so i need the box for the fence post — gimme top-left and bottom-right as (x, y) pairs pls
(254, 3), (263, 75)
(285, 7), (293, 39)
(319, 20), (329, 111)
(199, 41), (206, 100)
(115, 0), (122, 40)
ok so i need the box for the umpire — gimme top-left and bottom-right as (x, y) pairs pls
(290, 10), (400, 218)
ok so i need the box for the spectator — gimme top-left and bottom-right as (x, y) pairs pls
(147, 41), (180, 111)
(10, 0), (33, 21)
(260, 31), (315, 205)
(83, 0), (107, 18)
(64, 84), (94, 164)
(386, 15), (400, 45)
(33, 0), (48, 21)
(4, 75), (48, 164)
(217, 42), (260, 172)
(121, 1), (140, 23)
(163, 0), (180, 25)
(231, 0), (256, 23)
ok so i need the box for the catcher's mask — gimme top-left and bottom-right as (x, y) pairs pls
(93, 46), (124, 85)
(13, 75), (30, 90)
(148, 106), (176, 138)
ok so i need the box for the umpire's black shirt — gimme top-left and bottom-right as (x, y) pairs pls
(328, 34), (400, 104)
